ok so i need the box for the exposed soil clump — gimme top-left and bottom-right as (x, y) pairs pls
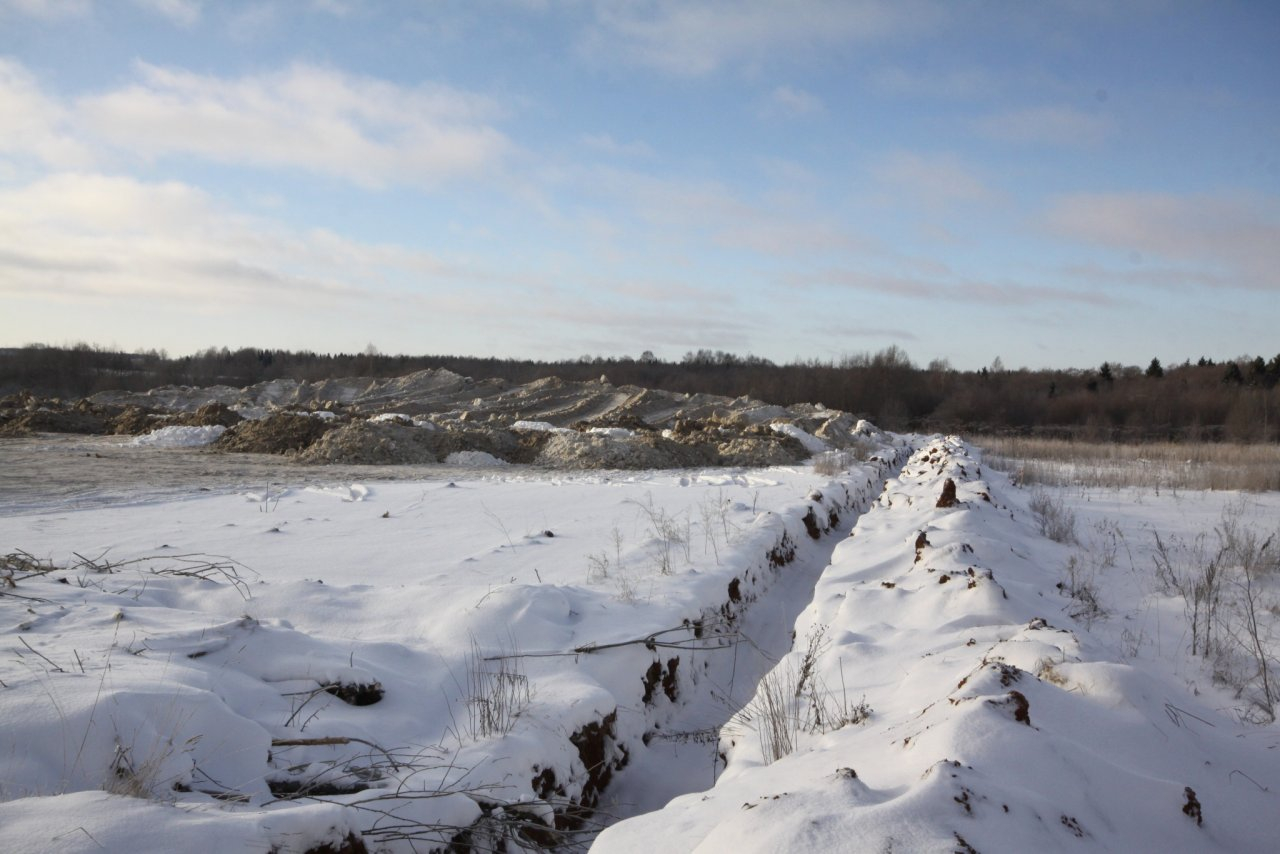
(0, 403), (110, 436)
(214, 413), (336, 454)
(178, 402), (244, 429)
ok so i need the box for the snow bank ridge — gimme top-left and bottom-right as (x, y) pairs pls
(596, 436), (1278, 853)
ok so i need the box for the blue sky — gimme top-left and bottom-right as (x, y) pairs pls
(1, 0), (1276, 370)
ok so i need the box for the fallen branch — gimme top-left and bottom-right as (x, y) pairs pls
(270, 736), (402, 769)
(481, 622), (739, 660)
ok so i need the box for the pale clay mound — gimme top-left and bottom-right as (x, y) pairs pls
(0, 368), (883, 469)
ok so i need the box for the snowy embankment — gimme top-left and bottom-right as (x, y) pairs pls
(0, 431), (906, 851)
(596, 437), (1280, 853)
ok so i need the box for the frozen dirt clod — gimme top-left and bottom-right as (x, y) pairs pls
(213, 412), (337, 454)
(178, 401), (245, 429)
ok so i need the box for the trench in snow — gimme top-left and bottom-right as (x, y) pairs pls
(588, 448), (910, 837)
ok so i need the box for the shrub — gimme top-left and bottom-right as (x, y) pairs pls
(1029, 489), (1077, 544)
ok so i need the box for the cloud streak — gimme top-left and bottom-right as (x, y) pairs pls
(131, 0), (201, 27)
(1046, 191), (1280, 291)
(580, 0), (944, 75)
(974, 105), (1110, 146)
(789, 267), (1112, 306)
(0, 58), (514, 189)
(0, 59), (94, 168)
(75, 62), (512, 188)
(0, 173), (483, 308)
(760, 85), (825, 118)
(873, 151), (994, 208)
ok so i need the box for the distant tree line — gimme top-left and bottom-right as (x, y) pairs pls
(2, 343), (1277, 442)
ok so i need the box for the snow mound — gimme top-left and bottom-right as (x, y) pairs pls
(769, 422), (827, 455)
(596, 437), (1280, 853)
(444, 450), (509, 467)
(128, 424), (227, 447)
(511, 420), (573, 433)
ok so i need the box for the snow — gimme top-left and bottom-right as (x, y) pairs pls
(127, 425), (227, 447)
(510, 420), (572, 433)
(769, 421), (827, 455)
(587, 427), (634, 439)
(443, 450), (509, 467)
(4, 431), (1280, 852)
(594, 438), (1280, 853)
(0, 439), (904, 851)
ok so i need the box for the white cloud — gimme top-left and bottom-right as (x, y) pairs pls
(974, 105), (1110, 146)
(582, 133), (654, 158)
(310, 0), (352, 15)
(71, 61), (511, 188)
(1046, 192), (1280, 291)
(869, 66), (993, 99)
(0, 59), (94, 168)
(131, 0), (200, 27)
(2, 0), (201, 23)
(0, 0), (89, 20)
(580, 0), (944, 75)
(761, 85), (824, 118)
(874, 151), (993, 208)
(0, 173), (515, 310)
(0, 59), (513, 190)
(788, 267), (1112, 306)
(227, 1), (277, 39)
(588, 167), (872, 257)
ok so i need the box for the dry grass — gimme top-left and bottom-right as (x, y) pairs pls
(976, 437), (1280, 492)
(728, 626), (870, 764)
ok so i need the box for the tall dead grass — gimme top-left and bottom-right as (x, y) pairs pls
(976, 437), (1280, 492)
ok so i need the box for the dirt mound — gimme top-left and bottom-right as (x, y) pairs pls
(179, 402), (244, 428)
(296, 422), (441, 464)
(533, 431), (721, 469)
(715, 434), (808, 467)
(213, 413), (336, 455)
(67, 367), (882, 469)
(574, 413), (657, 433)
(0, 407), (109, 437)
(109, 405), (159, 435)
(296, 422), (524, 465)
(535, 432), (676, 469)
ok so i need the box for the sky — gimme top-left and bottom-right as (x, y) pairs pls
(0, 0), (1277, 371)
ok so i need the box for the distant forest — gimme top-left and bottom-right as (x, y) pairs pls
(2, 343), (1277, 442)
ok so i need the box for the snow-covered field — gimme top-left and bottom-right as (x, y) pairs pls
(0, 426), (907, 851)
(3, 429), (1279, 853)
